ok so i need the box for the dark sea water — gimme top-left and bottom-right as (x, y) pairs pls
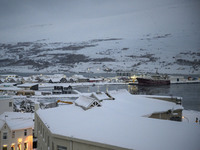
(136, 84), (200, 111)
(75, 83), (200, 111)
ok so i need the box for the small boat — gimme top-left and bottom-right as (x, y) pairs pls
(137, 75), (170, 85)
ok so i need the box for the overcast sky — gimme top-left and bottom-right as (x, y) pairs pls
(0, 0), (135, 28)
(0, 0), (199, 42)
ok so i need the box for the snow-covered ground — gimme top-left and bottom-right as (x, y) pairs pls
(0, 0), (199, 74)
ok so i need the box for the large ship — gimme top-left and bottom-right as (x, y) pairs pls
(137, 75), (170, 85)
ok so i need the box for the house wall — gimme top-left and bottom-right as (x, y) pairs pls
(169, 76), (185, 82)
(0, 97), (13, 115)
(30, 84), (38, 91)
(16, 91), (35, 96)
(35, 113), (128, 150)
(35, 114), (52, 150)
(0, 123), (33, 150)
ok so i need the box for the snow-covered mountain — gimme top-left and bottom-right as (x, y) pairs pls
(0, 0), (199, 74)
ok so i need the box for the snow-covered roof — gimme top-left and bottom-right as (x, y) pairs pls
(0, 112), (34, 130)
(0, 96), (12, 101)
(17, 83), (38, 88)
(49, 78), (61, 82)
(37, 90), (200, 150)
(0, 78), (5, 82)
(0, 95), (11, 99)
(91, 92), (112, 101)
(75, 95), (101, 110)
(0, 83), (16, 87)
(72, 74), (87, 79)
(0, 86), (21, 91)
(42, 74), (65, 79)
(0, 74), (17, 77)
(0, 120), (5, 129)
(89, 78), (103, 81)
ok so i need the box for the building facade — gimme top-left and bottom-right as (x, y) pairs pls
(0, 96), (13, 115)
(0, 112), (34, 150)
(0, 123), (33, 150)
(34, 113), (127, 150)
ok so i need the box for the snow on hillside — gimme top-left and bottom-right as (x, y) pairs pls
(0, 0), (199, 74)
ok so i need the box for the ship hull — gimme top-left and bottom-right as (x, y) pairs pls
(137, 78), (170, 85)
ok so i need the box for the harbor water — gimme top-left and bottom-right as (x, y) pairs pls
(1, 72), (199, 111)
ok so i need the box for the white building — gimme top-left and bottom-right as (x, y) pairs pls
(0, 96), (13, 115)
(34, 90), (200, 150)
(0, 112), (34, 150)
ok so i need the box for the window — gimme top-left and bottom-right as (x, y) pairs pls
(40, 124), (42, 134)
(47, 136), (50, 147)
(9, 102), (12, 107)
(24, 129), (27, 136)
(37, 122), (40, 133)
(52, 142), (54, 150)
(12, 131), (15, 138)
(57, 145), (67, 150)
(42, 128), (44, 138)
(3, 133), (7, 139)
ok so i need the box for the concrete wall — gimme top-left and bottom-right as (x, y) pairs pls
(0, 97), (13, 115)
(0, 123), (33, 150)
(72, 141), (114, 150)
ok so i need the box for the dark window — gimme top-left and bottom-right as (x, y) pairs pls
(57, 145), (67, 150)
(42, 128), (44, 138)
(9, 102), (12, 107)
(3, 132), (7, 139)
(47, 136), (50, 146)
(24, 129), (27, 136)
(12, 131), (15, 138)
(52, 142), (54, 150)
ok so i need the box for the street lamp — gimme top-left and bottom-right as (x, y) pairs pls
(182, 116), (189, 122)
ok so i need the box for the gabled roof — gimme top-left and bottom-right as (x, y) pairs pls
(91, 92), (114, 101)
(72, 74), (87, 79)
(0, 119), (5, 129)
(0, 78), (5, 83)
(17, 83), (38, 88)
(0, 96), (12, 101)
(0, 112), (34, 130)
(75, 95), (101, 110)
(0, 83), (16, 87)
(49, 78), (61, 83)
